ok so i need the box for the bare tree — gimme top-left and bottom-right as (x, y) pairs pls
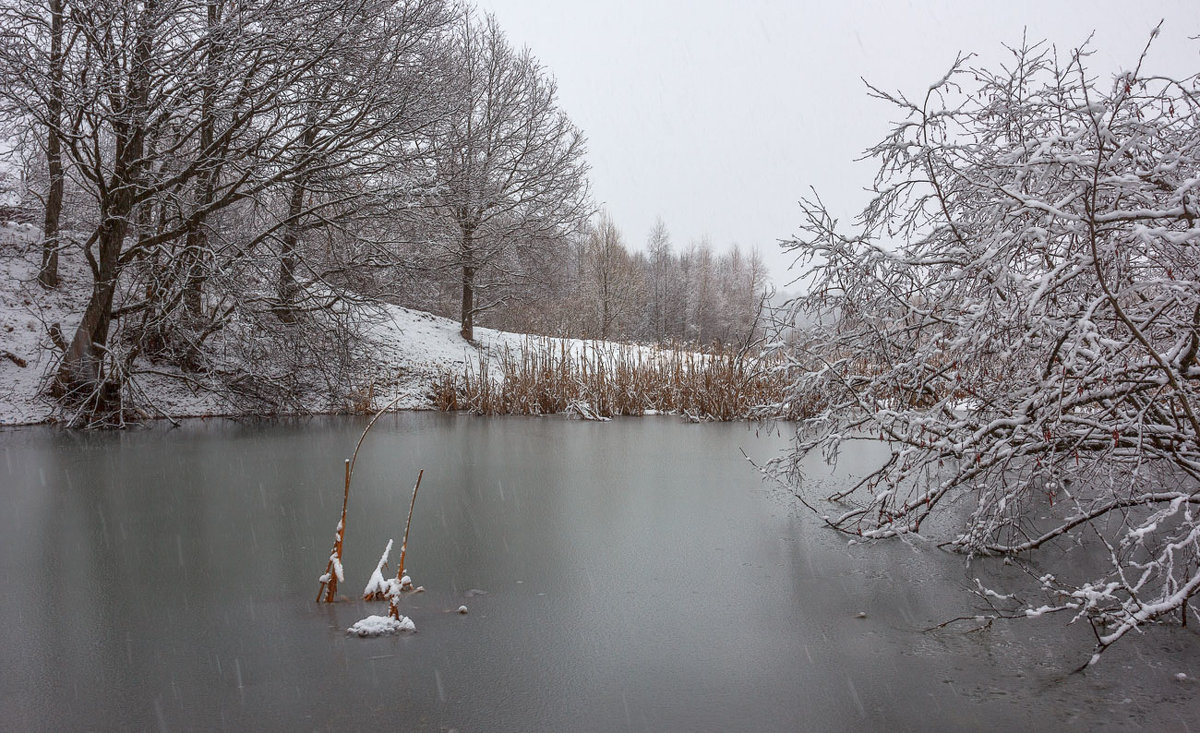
(686, 237), (716, 343)
(582, 211), (641, 339)
(769, 30), (1200, 664)
(0, 0), (69, 286)
(645, 217), (671, 341)
(712, 244), (768, 351)
(427, 8), (589, 341)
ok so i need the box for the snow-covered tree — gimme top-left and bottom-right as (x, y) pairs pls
(645, 217), (672, 341)
(425, 8), (590, 342)
(769, 30), (1200, 663)
(581, 211), (642, 339)
(0, 0), (450, 417)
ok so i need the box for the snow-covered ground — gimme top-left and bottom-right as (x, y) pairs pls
(0, 224), (601, 426)
(1, 223), (76, 425)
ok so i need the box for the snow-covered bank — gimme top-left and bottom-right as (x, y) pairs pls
(0, 227), (584, 426)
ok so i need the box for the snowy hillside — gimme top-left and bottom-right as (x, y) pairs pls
(0, 226), (555, 426)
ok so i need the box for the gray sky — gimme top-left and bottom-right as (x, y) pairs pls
(476, 0), (1198, 287)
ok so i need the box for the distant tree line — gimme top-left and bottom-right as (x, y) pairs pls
(399, 212), (771, 350)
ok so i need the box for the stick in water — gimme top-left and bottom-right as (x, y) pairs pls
(389, 470), (424, 620)
(397, 470), (423, 582)
(317, 459), (351, 603)
(314, 393), (409, 604)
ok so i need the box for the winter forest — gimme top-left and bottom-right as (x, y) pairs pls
(0, 0), (771, 424)
(2, 0), (1200, 729)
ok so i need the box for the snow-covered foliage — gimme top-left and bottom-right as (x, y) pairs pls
(770, 31), (1200, 662)
(0, 0), (454, 424)
(426, 10), (590, 342)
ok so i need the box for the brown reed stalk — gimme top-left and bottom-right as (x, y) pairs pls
(317, 458), (351, 603)
(388, 470), (424, 621)
(396, 469), (423, 583)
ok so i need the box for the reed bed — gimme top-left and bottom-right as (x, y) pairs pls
(433, 337), (817, 421)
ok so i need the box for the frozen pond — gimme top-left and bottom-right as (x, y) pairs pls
(1, 413), (1198, 731)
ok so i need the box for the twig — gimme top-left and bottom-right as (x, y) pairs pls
(922, 614), (997, 633)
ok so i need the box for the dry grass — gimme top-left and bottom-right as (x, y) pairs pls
(433, 338), (816, 421)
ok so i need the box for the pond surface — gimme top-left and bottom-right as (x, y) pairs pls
(1, 413), (1197, 731)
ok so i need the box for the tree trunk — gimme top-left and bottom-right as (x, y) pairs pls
(53, 0), (154, 403)
(54, 217), (127, 399)
(38, 0), (65, 289)
(459, 223), (476, 341)
(460, 263), (475, 341)
(275, 105), (318, 323)
(600, 285), (610, 340)
(275, 177), (307, 323)
(182, 227), (205, 317)
(181, 0), (222, 320)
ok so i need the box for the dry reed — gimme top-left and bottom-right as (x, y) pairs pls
(316, 459), (351, 602)
(433, 337), (815, 421)
(388, 469), (424, 620)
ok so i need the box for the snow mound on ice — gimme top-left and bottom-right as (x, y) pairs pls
(347, 614), (415, 637)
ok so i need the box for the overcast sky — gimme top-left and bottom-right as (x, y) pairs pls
(475, 0), (1198, 287)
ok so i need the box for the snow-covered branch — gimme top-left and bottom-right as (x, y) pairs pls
(769, 31), (1200, 663)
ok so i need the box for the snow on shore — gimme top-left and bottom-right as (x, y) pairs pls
(1, 224), (68, 425)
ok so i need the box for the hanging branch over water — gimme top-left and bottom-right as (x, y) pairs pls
(767, 29), (1200, 665)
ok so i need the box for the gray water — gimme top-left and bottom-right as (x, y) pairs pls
(1, 414), (1197, 732)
